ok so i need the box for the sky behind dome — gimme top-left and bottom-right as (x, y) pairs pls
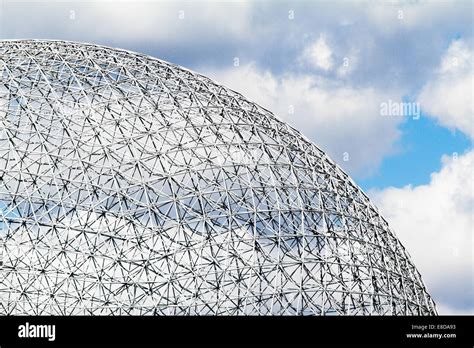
(0, 0), (472, 315)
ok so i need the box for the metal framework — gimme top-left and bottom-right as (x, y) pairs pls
(0, 40), (436, 315)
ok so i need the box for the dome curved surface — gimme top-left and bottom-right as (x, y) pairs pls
(0, 40), (436, 315)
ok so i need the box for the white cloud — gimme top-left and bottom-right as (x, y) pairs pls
(365, 0), (470, 33)
(205, 63), (402, 177)
(419, 40), (473, 139)
(1, 1), (253, 44)
(301, 34), (334, 71)
(370, 150), (474, 314)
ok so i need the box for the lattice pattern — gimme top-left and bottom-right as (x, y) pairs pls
(0, 40), (436, 315)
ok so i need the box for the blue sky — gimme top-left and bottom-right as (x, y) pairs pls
(359, 112), (472, 190)
(0, 0), (472, 314)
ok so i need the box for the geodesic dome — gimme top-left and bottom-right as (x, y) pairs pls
(0, 40), (436, 315)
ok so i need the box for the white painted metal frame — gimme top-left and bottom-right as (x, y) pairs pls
(0, 40), (436, 315)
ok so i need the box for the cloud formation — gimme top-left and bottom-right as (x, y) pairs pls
(370, 150), (474, 314)
(301, 34), (334, 71)
(419, 40), (473, 138)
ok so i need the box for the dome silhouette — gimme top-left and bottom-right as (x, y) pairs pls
(0, 40), (436, 315)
